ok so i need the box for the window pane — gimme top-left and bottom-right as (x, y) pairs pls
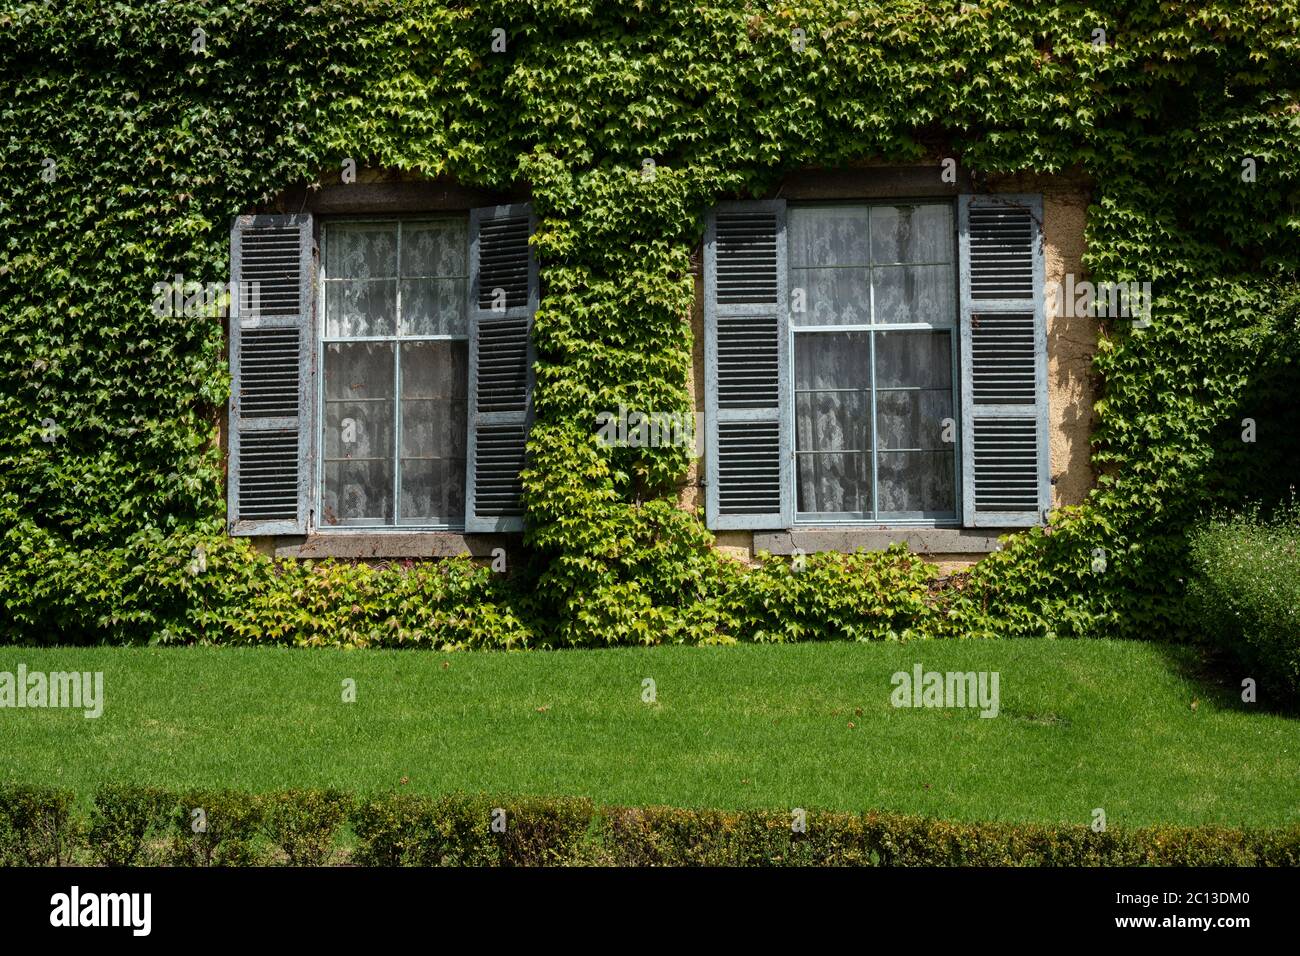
(874, 330), (953, 389)
(872, 264), (955, 325)
(401, 459), (465, 524)
(324, 279), (397, 337)
(399, 341), (468, 523)
(876, 451), (955, 514)
(400, 277), (467, 336)
(321, 342), (395, 525)
(325, 223), (398, 278)
(794, 332), (871, 515)
(875, 389), (954, 450)
(790, 267), (871, 326)
(870, 205), (952, 264)
(402, 222), (466, 277)
(789, 207), (870, 327)
(323, 341), (396, 401)
(322, 461), (394, 526)
(788, 207), (869, 268)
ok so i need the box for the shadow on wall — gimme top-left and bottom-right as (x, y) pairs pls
(1213, 293), (1300, 510)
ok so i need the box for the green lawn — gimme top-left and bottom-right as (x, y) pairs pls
(0, 640), (1295, 827)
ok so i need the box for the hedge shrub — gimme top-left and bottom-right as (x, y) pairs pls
(257, 789), (353, 866)
(2, 784), (1298, 867)
(1187, 503), (1300, 704)
(165, 788), (263, 867)
(0, 784), (81, 866)
(87, 783), (171, 866)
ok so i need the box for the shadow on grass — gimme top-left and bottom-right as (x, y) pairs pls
(1151, 639), (1300, 719)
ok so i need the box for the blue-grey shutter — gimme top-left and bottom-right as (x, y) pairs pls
(227, 214), (315, 535)
(703, 200), (791, 530)
(958, 194), (1050, 527)
(465, 203), (536, 532)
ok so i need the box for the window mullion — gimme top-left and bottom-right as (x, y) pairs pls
(867, 207), (879, 521)
(394, 221), (403, 527)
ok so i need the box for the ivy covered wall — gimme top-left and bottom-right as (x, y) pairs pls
(1, 0), (1297, 648)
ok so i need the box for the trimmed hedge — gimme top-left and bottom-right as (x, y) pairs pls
(3, 784), (1297, 867)
(1187, 504), (1300, 705)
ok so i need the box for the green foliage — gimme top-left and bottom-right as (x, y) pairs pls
(87, 783), (170, 866)
(2, 1), (1299, 646)
(0, 783), (81, 865)
(1187, 502), (1300, 704)
(257, 789), (353, 865)
(5, 785), (1297, 866)
(731, 546), (941, 643)
(350, 792), (500, 866)
(165, 788), (262, 867)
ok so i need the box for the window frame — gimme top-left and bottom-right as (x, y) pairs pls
(785, 198), (963, 528)
(312, 214), (472, 534)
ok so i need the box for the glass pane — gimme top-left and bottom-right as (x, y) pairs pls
(399, 341), (468, 524)
(797, 452), (870, 514)
(870, 204), (953, 264)
(402, 339), (468, 399)
(874, 330), (953, 389)
(790, 267), (871, 326)
(323, 341), (395, 401)
(400, 399), (467, 459)
(788, 206), (869, 268)
(794, 332), (871, 515)
(324, 279), (396, 337)
(321, 342), (395, 526)
(401, 459), (465, 523)
(402, 222), (466, 277)
(322, 461), (394, 526)
(400, 277), (467, 336)
(323, 395), (395, 460)
(325, 223), (398, 278)
(872, 264), (955, 325)
(875, 389), (954, 450)
(876, 451), (955, 514)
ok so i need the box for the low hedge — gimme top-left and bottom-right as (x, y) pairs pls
(1186, 504), (1300, 705)
(2, 784), (1298, 867)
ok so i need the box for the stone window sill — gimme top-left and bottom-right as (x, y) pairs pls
(752, 528), (1005, 555)
(267, 533), (519, 560)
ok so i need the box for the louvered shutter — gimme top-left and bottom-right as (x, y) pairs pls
(465, 204), (536, 532)
(227, 214), (315, 535)
(703, 200), (791, 530)
(958, 194), (1050, 527)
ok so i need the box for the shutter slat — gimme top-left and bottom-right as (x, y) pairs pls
(959, 195), (1049, 528)
(228, 214), (314, 535)
(967, 205), (1036, 300)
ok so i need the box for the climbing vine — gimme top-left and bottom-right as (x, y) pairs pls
(1, 0), (1297, 647)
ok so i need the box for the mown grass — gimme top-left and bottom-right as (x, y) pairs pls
(0, 640), (1295, 826)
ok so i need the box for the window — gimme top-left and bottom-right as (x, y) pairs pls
(702, 193), (1048, 533)
(789, 204), (958, 523)
(319, 220), (469, 529)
